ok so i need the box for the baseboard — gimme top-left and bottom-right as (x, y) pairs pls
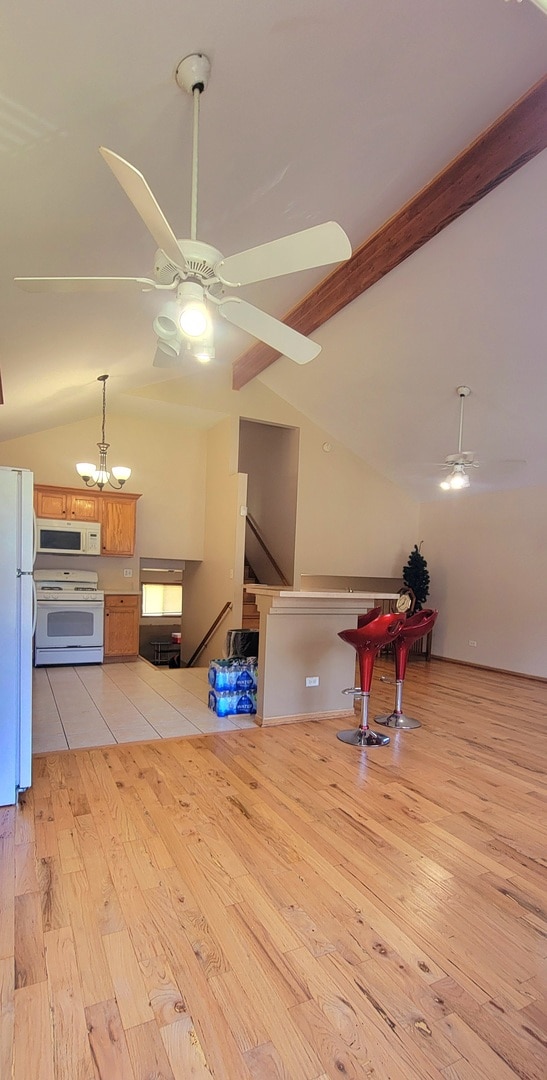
(430, 654), (547, 683)
(255, 708), (354, 727)
(102, 654), (140, 664)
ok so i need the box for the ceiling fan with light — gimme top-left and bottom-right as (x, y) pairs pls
(438, 386), (479, 490)
(14, 53), (352, 370)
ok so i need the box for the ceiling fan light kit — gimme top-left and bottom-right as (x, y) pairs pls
(15, 53), (351, 375)
(176, 281), (209, 338)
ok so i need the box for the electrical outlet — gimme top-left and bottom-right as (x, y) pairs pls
(468, 639), (477, 647)
(305, 676), (319, 687)
(123, 568), (133, 578)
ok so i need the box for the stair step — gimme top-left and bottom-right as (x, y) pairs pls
(242, 589), (259, 631)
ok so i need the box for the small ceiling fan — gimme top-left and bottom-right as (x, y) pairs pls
(14, 53), (352, 370)
(438, 386), (478, 490)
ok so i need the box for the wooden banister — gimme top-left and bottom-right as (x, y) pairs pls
(246, 513), (290, 587)
(186, 601), (232, 668)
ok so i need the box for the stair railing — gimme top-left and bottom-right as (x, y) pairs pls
(186, 601), (232, 668)
(245, 512), (290, 587)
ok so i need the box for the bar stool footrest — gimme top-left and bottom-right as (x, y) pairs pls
(342, 686), (364, 698)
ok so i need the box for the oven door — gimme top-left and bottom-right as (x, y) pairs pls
(35, 601), (104, 651)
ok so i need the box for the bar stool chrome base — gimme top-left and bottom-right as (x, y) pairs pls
(375, 712), (421, 730)
(338, 688), (390, 747)
(375, 679), (421, 730)
(337, 727), (390, 746)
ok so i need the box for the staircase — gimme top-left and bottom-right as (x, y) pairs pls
(242, 559), (259, 629)
(242, 592), (259, 630)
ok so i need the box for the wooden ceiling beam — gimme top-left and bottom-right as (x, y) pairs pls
(233, 75), (547, 390)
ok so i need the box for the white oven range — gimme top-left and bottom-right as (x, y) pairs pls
(34, 570), (104, 666)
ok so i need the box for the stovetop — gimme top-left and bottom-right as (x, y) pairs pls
(34, 568), (104, 603)
(36, 587), (104, 602)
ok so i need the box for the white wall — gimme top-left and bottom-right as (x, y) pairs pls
(294, 422), (419, 580)
(181, 418), (247, 666)
(420, 485), (547, 678)
(239, 419), (299, 585)
(135, 373), (421, 582)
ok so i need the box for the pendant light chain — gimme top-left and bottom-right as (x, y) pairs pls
(101, 373), (107, 445)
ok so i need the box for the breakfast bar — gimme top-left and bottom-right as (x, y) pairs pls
(248, 587), (399, 726)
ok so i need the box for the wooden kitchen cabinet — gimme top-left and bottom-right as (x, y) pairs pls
(99, 495), (137, 556)
(104, 594), (140, 662)
(33, 484), (141, 556)
(34, 486), (101, 521)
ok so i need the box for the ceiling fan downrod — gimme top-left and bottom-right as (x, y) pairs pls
(456, 385), (470, 455)
(175, 54), (211, 242)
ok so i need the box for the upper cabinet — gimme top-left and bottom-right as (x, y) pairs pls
(34, 484), (141, 556)
(100, 494), (137, 557)
(34, 488), (102, 521)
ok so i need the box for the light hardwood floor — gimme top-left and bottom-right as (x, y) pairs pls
(1, 658), (546, 1079)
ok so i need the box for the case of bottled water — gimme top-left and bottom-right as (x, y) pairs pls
(207, 657), (258, 716)
(207, 689), (257, 717)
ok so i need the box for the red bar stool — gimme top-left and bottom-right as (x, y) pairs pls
(358, 606), (382, 628)
(375, 608), (438, 730)
(338, 612), (405, 747)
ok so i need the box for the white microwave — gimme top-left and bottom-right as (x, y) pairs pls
(36, 519), (102, 556)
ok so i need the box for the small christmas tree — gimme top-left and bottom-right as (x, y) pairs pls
(402, 542), (430, 611)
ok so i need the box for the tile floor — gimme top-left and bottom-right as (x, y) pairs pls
(32, 659), (258, 753)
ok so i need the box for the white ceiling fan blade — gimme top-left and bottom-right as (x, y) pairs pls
(216, 221), (352, 287)
(99, 147), (186, 270)
(219, 298), (320, 364)
(14, 276), (157, 293)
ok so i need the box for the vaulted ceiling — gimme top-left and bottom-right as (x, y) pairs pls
(1, 1), (546, 500)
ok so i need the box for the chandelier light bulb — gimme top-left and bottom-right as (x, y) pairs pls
(450, 472), (466, 490)
(439, 479), (451, 491)
(76, 462), (96, 481)
(111, 466), (131, 482)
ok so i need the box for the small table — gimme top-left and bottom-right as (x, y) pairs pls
(151, 641), (181, 666)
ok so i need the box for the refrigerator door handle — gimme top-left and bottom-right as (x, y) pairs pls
(32, 577), (37, 636)
(33, 510), (37, 566)
(18, 570), (38, 634)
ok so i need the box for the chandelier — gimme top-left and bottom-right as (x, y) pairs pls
(76, 375), (131, 490)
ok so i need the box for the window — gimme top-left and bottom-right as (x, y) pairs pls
(141, 583), (183, 617)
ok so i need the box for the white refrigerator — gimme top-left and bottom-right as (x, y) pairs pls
(0, 467), (34, 806)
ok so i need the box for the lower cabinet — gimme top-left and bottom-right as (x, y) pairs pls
(104, 594), (140, 662)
